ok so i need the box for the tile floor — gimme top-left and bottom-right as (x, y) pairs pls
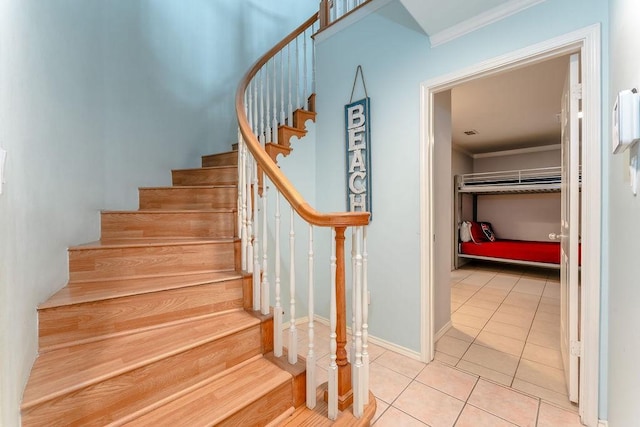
(284, 261), (583, 426)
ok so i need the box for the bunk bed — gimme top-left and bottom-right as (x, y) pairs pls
(454, 166), (581, 269)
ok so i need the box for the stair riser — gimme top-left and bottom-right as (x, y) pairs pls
(69, 242), (238, 282)
(202, 151), (238, 167)
(101, 211), (236, 239)
(218, 382), (292, 427)
(139, 187), (236, 210)
(38, 279), (243, 350)
(172, 167), (237, 186)
(22, 327), (262, 427)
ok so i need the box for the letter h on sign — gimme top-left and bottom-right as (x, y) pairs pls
(345, 97), (371, 219)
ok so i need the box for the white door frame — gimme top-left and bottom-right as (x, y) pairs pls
(419, 24), (601, 426)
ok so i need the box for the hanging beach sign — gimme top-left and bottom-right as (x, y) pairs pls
(345, 65), (372, 219)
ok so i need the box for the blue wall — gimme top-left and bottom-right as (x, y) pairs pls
(0, 1), (316, 425)
(314, 0), (608, 416)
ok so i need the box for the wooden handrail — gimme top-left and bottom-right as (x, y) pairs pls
(235, 13), (370, 228)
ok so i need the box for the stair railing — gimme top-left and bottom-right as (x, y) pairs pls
(319, 0), (371, 28)
(235, 12), (371, 419)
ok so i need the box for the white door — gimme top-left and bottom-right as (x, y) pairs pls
(559, 53), (581, 403)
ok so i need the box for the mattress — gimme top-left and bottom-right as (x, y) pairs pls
(459, 239), (582, 265)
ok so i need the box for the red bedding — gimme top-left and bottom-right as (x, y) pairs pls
(459, 239), (582, 265)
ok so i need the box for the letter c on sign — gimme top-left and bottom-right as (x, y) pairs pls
(349, 171), (366, 194)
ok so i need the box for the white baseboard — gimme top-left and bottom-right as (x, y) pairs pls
(313, 315), (422, 361)
(598, 420), (608, 427)
(435, 321), (452, 342)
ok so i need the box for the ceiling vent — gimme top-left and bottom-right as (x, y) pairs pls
(463, 129), (479, 136)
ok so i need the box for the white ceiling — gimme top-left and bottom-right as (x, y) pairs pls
(451, 55), (569, 154)
(390, 0), (563, 155)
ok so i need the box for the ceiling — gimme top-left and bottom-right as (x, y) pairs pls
(389, 0), (564, 155)
(451, 55), (569, 154)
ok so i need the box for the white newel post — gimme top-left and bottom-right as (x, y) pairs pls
(362, 226), (369, 404)
(252, 161), (260, 312)
(353, 226), (364, 417)
(327, 229), (338, 420)
(306, 225), (316, 409)
(246, 157), (254, 275)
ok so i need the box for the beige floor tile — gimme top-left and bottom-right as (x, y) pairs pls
(537, 301), (560, 315)
(476, 287), (510, 298)
(530, 316), (559, 333)
(474, 330), (526, 356)
(512, 277), (546, 295)
(542, 282), (561, 299)
(373, 406), (427, 426)
(527, 329), (560, 350)
(415, 361), (478, 401)
(461, 344), (519, 376)
(483, 319), (530, 341)
(485, 274), (519, 289)
(452, 288), (476, 300)
(464, 296), (502, 311)
(511, 379), (576, 412)
(461, 272), (495, 287)
(451, 269), (473, 281)
(491, 311), (534, 329)
(434, 351), (460, 366)
(455, 304), (495, 321)
(372, 398), (389, 424)
(452, 312), (489, 329)
(453, 282), (483, 292)
(366, 342), (387, 362)
(393, 381), (464, 427)
(451, 301), (463, 312)
(375, 351), (426, 379)
(455, 404), (517, 427)
(502, 292), (541, 308)
(537, 402), (582, 426)
(444, 325), (480, 343)
(369, 362), (413, 404)
(455, 360), (513, 386)
(435, 335), (472, 358)
(521, 342), (563, 369)
(496, 302), (537, 317)
(515, 359), (567, 394)
(534, 310), (561, 323)
(467, 379), (539, 427)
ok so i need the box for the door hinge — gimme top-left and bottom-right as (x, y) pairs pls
(572, 83), (583, 100)
(570, 340), (582, 357)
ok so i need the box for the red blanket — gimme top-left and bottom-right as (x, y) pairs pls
(460, 239), (582, 265)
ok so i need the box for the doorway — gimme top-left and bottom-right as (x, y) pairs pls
(419, 25), (601, 427)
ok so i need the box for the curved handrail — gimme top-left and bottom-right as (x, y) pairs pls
(235, 13), (370, 228)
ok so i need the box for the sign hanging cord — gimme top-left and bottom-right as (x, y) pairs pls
(349, 65), (369, 103)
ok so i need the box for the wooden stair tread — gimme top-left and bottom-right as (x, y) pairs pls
(102, 208), (236, 214)
(125, 357), (292, 426)
(22, 309), (258, 410)
(172, 165), (237, 172)
(70, 237), (235, 250)
(41, 271), (242, 308)
(140, 184), (236, 189)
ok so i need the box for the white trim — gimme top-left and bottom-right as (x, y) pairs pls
(314, 0), (394, 44)
(429, 0), (546, 47)
(420, 24), (601, 427)
(314, 315), (422, 361)
(598, 421), (608, 427)
(434, 321), (452, 342)
(473, 144), (561, 159)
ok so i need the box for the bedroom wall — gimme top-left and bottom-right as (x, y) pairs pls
(452, 148), (473, 267)
(473, 148), (561, 241)
(313, 0), (607, 362)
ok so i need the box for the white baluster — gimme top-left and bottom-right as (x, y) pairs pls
(272, 57), (278, 145)
(353, 226), (364, 417)
(261, 185), (270, 315)
(362, 226), (369, 405)
(259, 69), (265, 146)
(287, 43), (293, 125)
(303, 29), (308, 111)
(253, 161), (260, 312)
(312, 23), (317, 97)
(328, 229), (338, 420)
(280, 49), (286, 124)
(306, 225), (316, 409)
(265, 64), (271, 144)
(274, 191), (283, 357)
(288, 209), (297, 364)
(238, 131), (246, 271)
(351, 229), (357, 364)
(343, 0), (348, 17)
(246, 158), (253, 275)
(295, 36), (300, 111)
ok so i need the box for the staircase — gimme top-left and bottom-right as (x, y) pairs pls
(20, 147), (301, 426)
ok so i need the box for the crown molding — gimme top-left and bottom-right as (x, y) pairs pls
(429, 0), (546, 47)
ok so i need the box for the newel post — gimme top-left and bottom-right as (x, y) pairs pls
(319, 0), (331, 29)
(334, 226), (353, 408)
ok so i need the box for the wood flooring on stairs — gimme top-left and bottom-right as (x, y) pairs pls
(21, 107), (374, 426)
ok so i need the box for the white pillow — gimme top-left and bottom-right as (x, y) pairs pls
(460, 221), (471, 242)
